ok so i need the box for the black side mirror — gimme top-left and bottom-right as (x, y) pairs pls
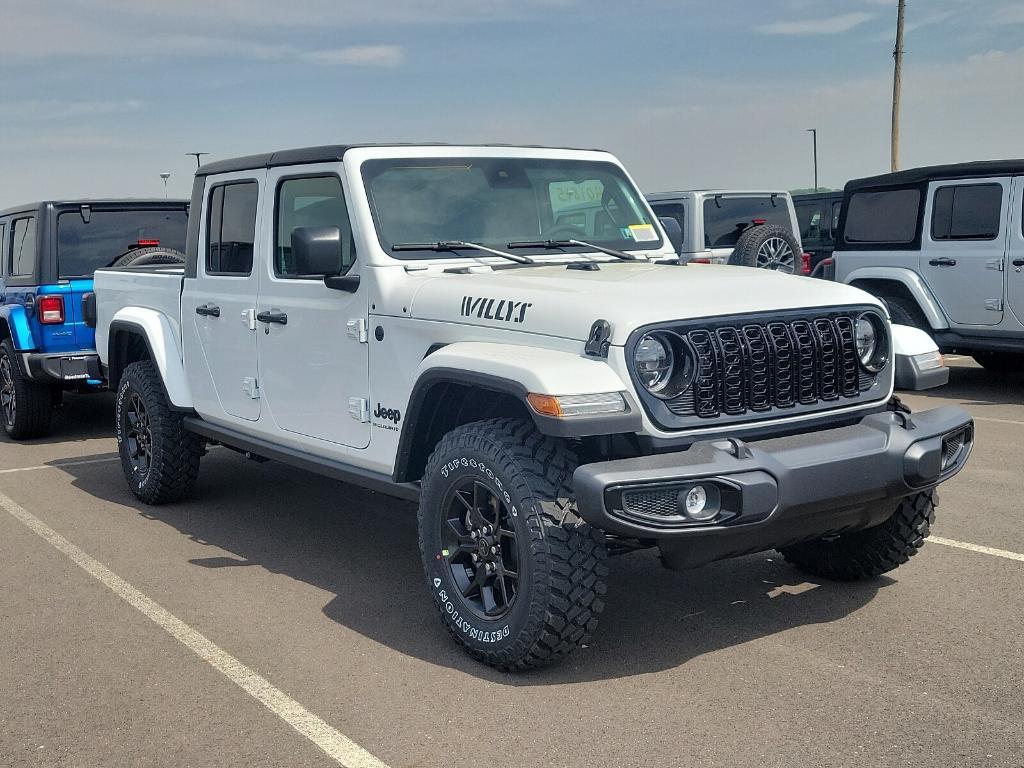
(291, 226), (360, 292)
(658, 216), (683, 256)
(292, 226), (343, 276)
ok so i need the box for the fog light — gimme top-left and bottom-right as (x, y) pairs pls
(681, 485), (716, 521)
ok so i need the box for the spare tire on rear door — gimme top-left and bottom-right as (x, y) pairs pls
(111, 246), (186, 268)
(728, 224), (801, 273)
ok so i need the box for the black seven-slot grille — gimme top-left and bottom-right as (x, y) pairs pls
(660, 312), (876, 420)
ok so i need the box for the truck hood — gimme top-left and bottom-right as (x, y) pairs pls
(408, 262), (884, 345)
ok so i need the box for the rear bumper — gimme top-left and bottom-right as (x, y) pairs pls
(21, 351), (103, 384)
(573, 407), (973, 568)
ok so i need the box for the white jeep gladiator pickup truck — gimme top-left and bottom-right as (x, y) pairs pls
(94, 144), (974, 671)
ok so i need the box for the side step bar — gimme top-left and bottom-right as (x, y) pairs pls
(183, 417), (420, 502)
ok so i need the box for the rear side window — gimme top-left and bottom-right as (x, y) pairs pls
(795, 202), (824, 241)
(702, 197), (791, 248)
(10, 217), (36, 277)
(843, 188), (921, 244)
(274, 175), (355, 277)
(649, 202), (685, 241)
(0, 223), (6, 276)
(206, 181), (258, 276)
(930, 183), (1002, 241)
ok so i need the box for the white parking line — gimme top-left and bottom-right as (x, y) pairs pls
(0, 456), (121, 474)
(0, 489), (389, 768)
(930, 536), (1024, 563)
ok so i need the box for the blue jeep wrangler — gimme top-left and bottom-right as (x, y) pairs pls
(0, 200), (188, 439)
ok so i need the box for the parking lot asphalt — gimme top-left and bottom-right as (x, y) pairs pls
(2, 358), (1023, 768)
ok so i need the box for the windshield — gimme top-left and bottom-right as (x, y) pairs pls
(361, 157), (662, 257)
(57, 209), (188, 278)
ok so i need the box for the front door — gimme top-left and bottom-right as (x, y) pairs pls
(919, 177), (1009, 327)
(255, 167), (370, 449)
(1006, 176), (1024, 327)
(182, 173), (263, 421)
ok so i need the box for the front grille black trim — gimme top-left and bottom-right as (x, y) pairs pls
(627, 306), (890, 432)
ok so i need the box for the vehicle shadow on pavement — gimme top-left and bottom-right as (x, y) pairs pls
(60, 449), (890, 685)
(909, 362), (1024, 409)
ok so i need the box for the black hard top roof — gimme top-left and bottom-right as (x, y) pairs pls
(791, 191), (843, 202)
(0, 198), (188, 217)
(846, 159), (1024, 193)
(195, 143), (606, 177)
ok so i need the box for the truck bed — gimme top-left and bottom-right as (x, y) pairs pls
(93, 266), (185, 366)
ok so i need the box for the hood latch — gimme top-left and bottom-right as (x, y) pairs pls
(585, 319), (612, 358)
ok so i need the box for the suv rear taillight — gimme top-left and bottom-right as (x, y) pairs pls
(38, 295), (65, 324)
(800, 252), (812, 276)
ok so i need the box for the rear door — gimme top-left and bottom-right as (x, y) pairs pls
(1006, 176), (1024, 327)
(920, 177), (1008, 326)
(182, 173), (263, 422)
(255, 166), (370, 449)
(702, 194), (794, 264)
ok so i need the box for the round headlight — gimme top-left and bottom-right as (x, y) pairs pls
(634, 334), (674, 393)
(855, 315), (877, 363)
(856, 312), (888, 373)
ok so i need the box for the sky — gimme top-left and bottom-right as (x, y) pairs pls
(1, 0), (1022, 208)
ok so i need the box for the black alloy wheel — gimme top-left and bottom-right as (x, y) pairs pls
(0, 354), (16, 430)
(440, 478), (520, 620)
(123, 391), (153, 480)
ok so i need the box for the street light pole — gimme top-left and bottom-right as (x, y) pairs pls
(806, 128), (818, 192)
(186, 152), (210, 169)
(159, 173), (170, 198)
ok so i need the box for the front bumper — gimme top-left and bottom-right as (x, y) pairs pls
(573, 406), (973, 569)
(21, 351), (103, 384)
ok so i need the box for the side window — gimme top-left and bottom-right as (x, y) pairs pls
(931, 183), (1002, 241)
(206, 181), (258, 276)
(10, 217), (37, 277)
(843, 188), (920, 244)
(0, 223), (6, 277)
(274, 176), (355, 277)
(649, 203), (685, 241)
(830, 201), (842, 235)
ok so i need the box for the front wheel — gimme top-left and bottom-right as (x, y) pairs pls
(116, 360), (201, 504)
(779, 491), (936, 580)
(418, 418), (608, 671)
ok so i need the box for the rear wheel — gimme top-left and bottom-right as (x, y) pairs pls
(418, 418), (608, 671)
(779, 491), (936, 580)
(0, 339), (53, 440)
(971, 351), (1024, 374)
(116, 360), (201, 504)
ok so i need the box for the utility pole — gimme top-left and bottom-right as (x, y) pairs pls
(890, 0), (906, 172)
(806, 128), (818, 192)
(186, 152), (210, 169)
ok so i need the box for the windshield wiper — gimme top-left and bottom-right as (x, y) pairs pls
(507, 239), (636, 261)
(391, 241), (534, 264)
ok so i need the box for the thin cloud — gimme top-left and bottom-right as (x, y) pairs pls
(757, 12), (874, 35)
(300, 45), (404, 67)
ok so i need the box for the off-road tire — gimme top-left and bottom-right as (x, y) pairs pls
(418, 418), (608, 671)
(885, 295), (930, 333)
(111, 247), (186, 268)
(779, 491), (936, 581)
(729, 224), (801, 272)
(971, 351), (1024, 374)
(0, 338), (53, 440)
(116, 360), (201, 504)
